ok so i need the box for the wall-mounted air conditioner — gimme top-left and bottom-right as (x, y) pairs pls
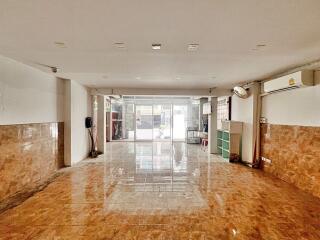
(263, 70), (314, 94)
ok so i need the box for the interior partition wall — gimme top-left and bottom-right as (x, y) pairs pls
(110, 96), (199, 142)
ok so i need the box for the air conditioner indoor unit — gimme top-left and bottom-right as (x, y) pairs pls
(263, 70), (314, 93)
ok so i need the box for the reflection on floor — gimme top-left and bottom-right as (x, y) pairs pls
(0, 142), (319, 239)
(105, 142), (212, 214)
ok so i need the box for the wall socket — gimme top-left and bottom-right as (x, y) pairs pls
(261, 157), (272, 164)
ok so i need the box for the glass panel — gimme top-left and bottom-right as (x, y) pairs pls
(124, 103), (135, 140)
(136, 105), (153, 140)
(217, 97), (230, 130)
(111, 99), (124, 140)
(135, 143), (153, 172)
(110, 97), (202, 142)
(172, 105), (188, 140)
(111, 99), (135, 141)
(188, 102), (200, 130)
(153, 104), (171, 140)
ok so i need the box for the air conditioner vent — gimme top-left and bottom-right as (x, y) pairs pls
(263, 70), (314, 94)
(266, 85), (299, 94)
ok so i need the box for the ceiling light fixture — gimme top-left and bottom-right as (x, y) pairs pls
(114, 42), (126, 49)
(252, 44), (267, 51)
(54, 41), (66, 48)
(135, 77), (141, 80)
(188, 44), (199, 51)
(152, 43), (161, 50)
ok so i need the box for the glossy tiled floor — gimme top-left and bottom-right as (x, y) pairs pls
(0, 142), (319, 240)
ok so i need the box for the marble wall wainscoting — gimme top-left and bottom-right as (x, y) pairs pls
(260, 123), (320, 198)
(0, 122), (64, 211)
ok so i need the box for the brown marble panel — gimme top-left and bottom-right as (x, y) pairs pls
(0, 122), (64, 211)
(0, 125), (21, 145)
(57, 122), (65, 169)
(260, 123), (320, 198)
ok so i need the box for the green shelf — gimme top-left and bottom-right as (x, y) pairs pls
(222, 149), (229, 159)
(222, 132), (229, 141)
(222, 141), (229, 149)
(217, 121), (243, 162)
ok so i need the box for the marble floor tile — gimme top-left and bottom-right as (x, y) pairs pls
(0, 142), (319, 240)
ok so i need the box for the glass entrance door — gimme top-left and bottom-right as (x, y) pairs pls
(172, 105), (188, 141)
(135, 105), (153, 140)
(153, 104), (171, 140)
(111, 97), (198, 142)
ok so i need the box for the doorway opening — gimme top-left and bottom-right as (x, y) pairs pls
(107, 96), (200, 142)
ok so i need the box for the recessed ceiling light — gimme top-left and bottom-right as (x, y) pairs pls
(135, 77), (141, 80)
(114, 42), (125, 49)
(175, 77), (181, 80)
(54, 41), (66, 48)
(188, 44), (199, 51)
(152, 43), (161, 50)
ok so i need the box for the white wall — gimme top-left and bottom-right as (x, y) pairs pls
(0, 55), (64, 124)
(71, 80), (91, 164)
(0, 54), (93, 166)
(208, 97), (218, 154)
(231, 94), (254, 163)
(64, 79), (92, 166)
(261, 83), (320, 126)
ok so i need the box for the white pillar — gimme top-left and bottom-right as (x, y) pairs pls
(92, 95), (98, 150)
(208, 97), (218, 154)
(199, 98), (208, 131)
(97, 95), (106, 153)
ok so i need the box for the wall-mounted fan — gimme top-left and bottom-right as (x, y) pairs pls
(233, 86), (249, 99)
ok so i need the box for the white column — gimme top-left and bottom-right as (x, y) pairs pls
(92, 95), (98, 150)
(97, 95), (106, 153)
(208, 97), (218, 154)
(199, 98), (208, 131)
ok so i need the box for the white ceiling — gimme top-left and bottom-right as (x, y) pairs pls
(1, 0), (320, 89)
